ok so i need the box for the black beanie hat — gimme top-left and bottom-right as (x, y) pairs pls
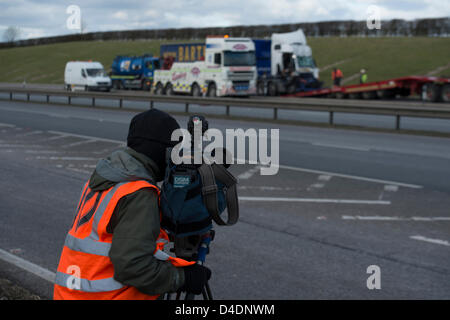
(127, 109), (180, 180)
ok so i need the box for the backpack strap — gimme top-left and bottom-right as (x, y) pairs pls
(197, 163), (239, 226)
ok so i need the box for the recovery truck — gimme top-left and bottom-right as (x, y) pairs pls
(253, 29), (322, 96)
(153, 36), (257, 97)
(110, 54), (160, 91)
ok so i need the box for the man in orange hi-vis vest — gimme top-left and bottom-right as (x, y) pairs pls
(54, 109), (211, 300)
(332, 68), (343, 86)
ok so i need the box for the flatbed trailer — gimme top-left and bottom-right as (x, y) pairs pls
(283, 76), (450, 102)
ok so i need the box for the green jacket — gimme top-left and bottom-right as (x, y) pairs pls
(88, 147), (185, 296)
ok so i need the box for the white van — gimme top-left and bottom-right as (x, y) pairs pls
(64, 61), (111, 91)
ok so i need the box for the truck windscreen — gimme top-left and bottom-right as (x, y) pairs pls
(224, 51), (256, 66)
(296, 56), (316, 68)
(86, 68), (106, 77)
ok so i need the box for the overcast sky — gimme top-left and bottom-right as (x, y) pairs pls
(1, 0), (449, 41)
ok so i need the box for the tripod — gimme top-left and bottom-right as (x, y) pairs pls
(166, 231), (214, 300)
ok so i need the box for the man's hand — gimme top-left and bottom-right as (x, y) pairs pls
(182, 265), (212, 295)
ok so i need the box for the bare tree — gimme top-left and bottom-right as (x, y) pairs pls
(3, 26), (21, 43)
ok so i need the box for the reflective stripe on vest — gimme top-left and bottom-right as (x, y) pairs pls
(54, 180), (194, 299)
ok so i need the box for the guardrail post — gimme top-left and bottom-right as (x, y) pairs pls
(274, 108), (278, 120)
(185, 103), (189, 113)
(119, 99), (123, 108)
(396, 115), (401, 130)
(9, 92), (12, 100)
(92, 97), (95, 107)
(329, 111), (334, 125)
(46, 95), (49, 103)
(68, 96), (71, 105)
(150, 101), (153, 109)
(226, 105), (230, 116)
(27, 93), (30, 101)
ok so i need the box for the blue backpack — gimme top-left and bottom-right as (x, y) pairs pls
(160, 163), (239, 238)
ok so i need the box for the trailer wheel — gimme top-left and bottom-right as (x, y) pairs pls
(165, 83), (174, 96)
(349, 93), (362, 100)
(267, 82), (277, 96)
(335, 92), (347, 99)
(378, 89), (396, 99)
(362, 91), (377, 99)
(424, 84), (442, 102)
(207, 83), (217, 97)
(441, 84), (450, 102)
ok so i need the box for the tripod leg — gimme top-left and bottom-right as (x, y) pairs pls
(205, 282), (213, 300)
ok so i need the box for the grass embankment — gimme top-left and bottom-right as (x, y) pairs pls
(0, 37), (448, 87)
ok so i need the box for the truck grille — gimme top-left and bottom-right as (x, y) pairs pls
(228, 71), (254, 81)
(97, 82), (110, 86)
(232, 81), (250, 91)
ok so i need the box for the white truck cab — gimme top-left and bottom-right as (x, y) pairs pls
(154, 36), (257, 97)
(271, 29), (319, 79)
(64, 61), (111, 91)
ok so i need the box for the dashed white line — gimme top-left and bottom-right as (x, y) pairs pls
(240, 197), (391, 205)
(342, 215), (450, 221)
(410, 235), (450, 247)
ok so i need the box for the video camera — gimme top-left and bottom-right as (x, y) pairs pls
(160, 115), (239, 261)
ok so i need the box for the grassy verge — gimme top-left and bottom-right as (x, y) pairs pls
(0, 37), (448, 87)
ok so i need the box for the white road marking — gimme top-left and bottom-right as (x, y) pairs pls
(0, 248), (55, 283)
(239, 197), (391, 205)
(384, 185), (399, 192)
(312, 142), (371, 152)
(410, 235), (450, 247)
(278, 164), (423, 189)
(41, 134), (70, 142)
(309, 183), (325, 189)
(35, 156), (97, 161)
(62, 139), (97, 148)
(318, 175), (332, 182)
(342, 215), (450, 221)
(0, 123), (16, 128)
(16, 130), (43, 137)
(48, 130), (125, 145)
(237, 165), (261, 180)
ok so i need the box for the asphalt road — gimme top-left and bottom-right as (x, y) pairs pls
(0, 99), (449, 299)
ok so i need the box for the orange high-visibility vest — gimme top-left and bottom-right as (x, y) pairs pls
(332, 69), (343, 80)
(53, 180), (195, 300)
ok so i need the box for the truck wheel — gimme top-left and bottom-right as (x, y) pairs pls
(191, 83), (202, 97)
(154, 83), (164, 95)
(441, 84), (450, 102)
(165, 83), (174, 96)
(207, 83), (217, 97)
(257, 81), (265, 96)
(267, 82), (277, 96)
